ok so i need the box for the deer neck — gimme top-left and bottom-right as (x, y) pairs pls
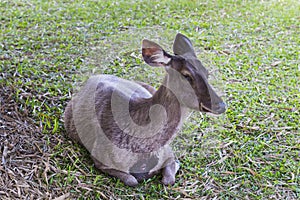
(129, 77), (183, 130)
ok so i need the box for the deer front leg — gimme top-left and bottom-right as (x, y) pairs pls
(102, 168), (139, 187)
(161, 160), (180, 185)
(92, 156), (138, 187)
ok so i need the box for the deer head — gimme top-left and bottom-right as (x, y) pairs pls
(142, 33), (226, 115)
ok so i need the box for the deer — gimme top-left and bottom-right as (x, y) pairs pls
(64, 33), (226, 187)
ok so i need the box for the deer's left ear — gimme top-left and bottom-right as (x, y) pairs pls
(142, 39), (172, 67)
(173, 33), (196, 57)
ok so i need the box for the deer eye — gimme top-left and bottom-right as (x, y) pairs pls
(182, 74), (193, 83)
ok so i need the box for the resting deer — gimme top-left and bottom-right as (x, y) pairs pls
(64, 33), (226, 187)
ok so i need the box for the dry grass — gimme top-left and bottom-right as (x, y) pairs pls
(0, 85), (66, 199)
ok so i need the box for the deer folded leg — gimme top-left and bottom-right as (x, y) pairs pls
(102, 168), (139, 187)
(161, 160), (180, 186)
(92, 156), (138, 187)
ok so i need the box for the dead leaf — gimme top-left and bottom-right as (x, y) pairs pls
(271, 60), (281, 67)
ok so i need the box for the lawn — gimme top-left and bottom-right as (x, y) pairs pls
(0, 0), (299, 199)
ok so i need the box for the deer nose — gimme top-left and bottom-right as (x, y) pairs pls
(216, 102), (226, 114)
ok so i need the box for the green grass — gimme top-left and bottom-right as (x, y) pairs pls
(0, 0), (299, 199)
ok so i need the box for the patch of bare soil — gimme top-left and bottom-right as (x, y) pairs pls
(0, 85), (70, 199)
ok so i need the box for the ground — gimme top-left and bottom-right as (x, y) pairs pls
(0, 0), (299, 199)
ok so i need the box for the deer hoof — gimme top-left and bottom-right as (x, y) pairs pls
(123, 176), (139, 187)
(162, 176), (175, 186)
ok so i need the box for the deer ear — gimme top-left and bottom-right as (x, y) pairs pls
(173, 33), (196, 57)
(142, 39), (172, 67)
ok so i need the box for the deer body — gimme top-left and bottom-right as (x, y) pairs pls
(64, 34), (226, 186)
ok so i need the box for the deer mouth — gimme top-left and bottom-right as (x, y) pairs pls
(200, 102), (226, 115)
(200, 103), (214, 113)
